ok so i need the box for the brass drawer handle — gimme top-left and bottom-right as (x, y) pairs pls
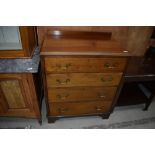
(57, 94), (69, 100)
(95, 106), (103, 111)
(104, 63), (118, 69)
(56, 79), (70, 85)
(101, 77), (105, 82)
(98, 92), (106, 98)
(56, 63), (71, 70)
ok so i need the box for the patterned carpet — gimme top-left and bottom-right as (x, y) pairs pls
(83, 117), (155, 129)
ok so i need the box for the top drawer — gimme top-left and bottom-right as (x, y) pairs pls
(44, 57), (127, 73)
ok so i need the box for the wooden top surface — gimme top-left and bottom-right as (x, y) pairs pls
(41, 30), (130, 56)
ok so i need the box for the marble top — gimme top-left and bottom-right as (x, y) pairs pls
(0, 47), (40, 73)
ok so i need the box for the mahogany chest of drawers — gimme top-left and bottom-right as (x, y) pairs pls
(41, 31), (129, 123)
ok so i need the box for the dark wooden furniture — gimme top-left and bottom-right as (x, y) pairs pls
(0, 73), (41, 122)
(41, 30), (129, 123)
(0, 27), (41, 123)
(0, 26), (37, 58)
(117, 82), (155, 110)
(117, 29), (155, 110)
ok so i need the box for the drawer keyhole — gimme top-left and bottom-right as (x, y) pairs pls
(101, 76), (113, 82)
(104, 63), (118, 69)
(98, 93), (106, 98)
(59, 108), (69, 113)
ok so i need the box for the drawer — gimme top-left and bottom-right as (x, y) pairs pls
(49, 101), (112, 116)
(46, 73), (122, 87)
(48, 87), (117, 102)
(44, 57), (127, 73)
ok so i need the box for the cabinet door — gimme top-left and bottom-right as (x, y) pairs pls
(0, 74), (40, 118)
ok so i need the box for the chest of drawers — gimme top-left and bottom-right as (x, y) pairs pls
(41, 31), (129, 123)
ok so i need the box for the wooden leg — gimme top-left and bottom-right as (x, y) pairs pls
(48, 117), (59, 123)
(143, 100), (152, 111)
(100, 113), (110, 119)
(143, 94), (154, 111)
(38, 118), (42, 125)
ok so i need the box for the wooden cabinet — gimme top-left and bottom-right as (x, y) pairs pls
(0, 74), (41, 120)
(41, 30), (129, 123)
(0, 26), (37, 58)
(0, 26), (41, 122)
(117, 28), (155, 110)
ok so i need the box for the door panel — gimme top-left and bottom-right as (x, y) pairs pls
(0, 74), (40, 118)
(0, 80), (26, 109)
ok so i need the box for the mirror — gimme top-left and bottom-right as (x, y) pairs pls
(0, 26), (22, 50)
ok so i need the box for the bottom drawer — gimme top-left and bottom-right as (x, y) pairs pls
(49, 101), (112, 116)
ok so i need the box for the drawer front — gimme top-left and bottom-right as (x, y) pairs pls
(45, 57), (127, 73)
(46, 73), (122, 87)
(49, 101), (112, 116)
(48, 87), (117, 103)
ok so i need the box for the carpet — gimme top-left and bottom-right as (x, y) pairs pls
(83, 117), (155, 129)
